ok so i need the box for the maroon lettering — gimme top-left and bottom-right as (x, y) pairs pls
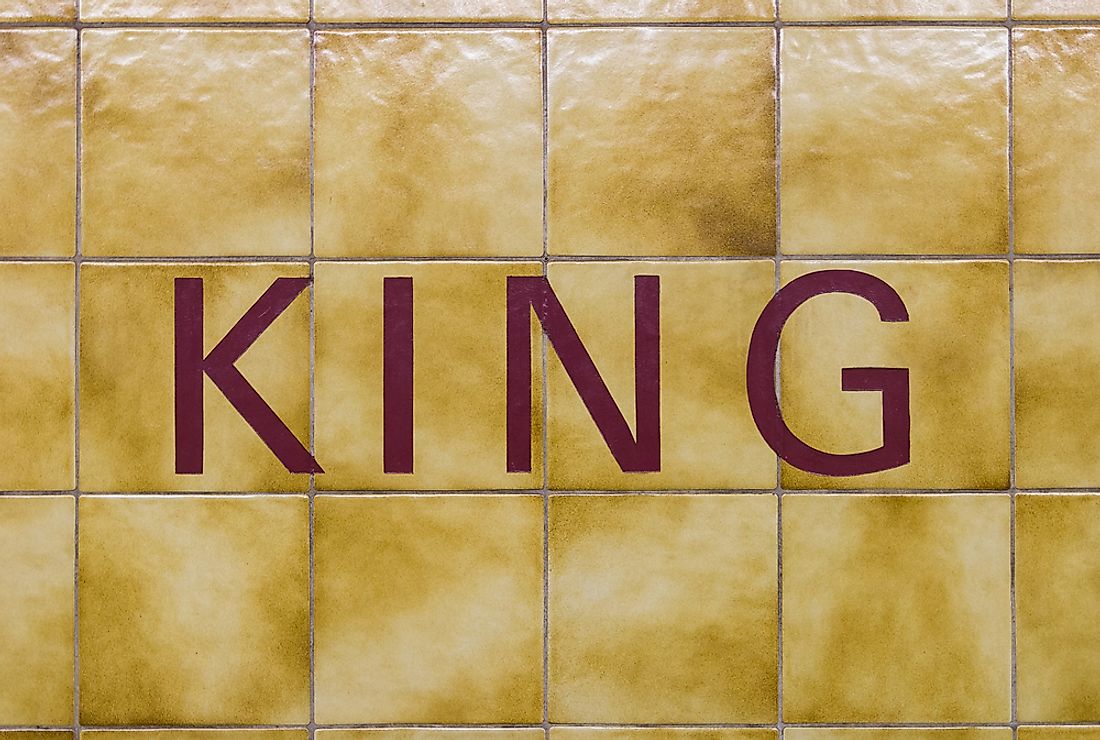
(383, 277), (414, 474)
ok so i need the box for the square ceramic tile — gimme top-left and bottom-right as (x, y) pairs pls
(545, 261), (777, 490)
(0, 263), (74, 491)
(1017, 494), (1100, 721)
(0, 31), (75, 257)
(780, 0), (1005, 18)
(780, 28), (1008, 255)
(1015, 0), (1100, 17)
(1015, 261), (1100, 487)
(549, 495), (777, 723)
(78, 496), (310, 725)
(782, 495), (1012, 722)
(81, 0), (308, 20)
(314, 495), (543, 723)
(314, 262), (543, 490)
(315, 32), (542, 259)
(548, 28), (776, 257)
(0, 1), (74, 20)
(779, 261), (1010, 490)
(80, 264), (312, 492)
(319, 733), (543, 740)
(1014, 29), (1100, 252)
(786, 732), (1012, 740)
(314, 0), (541, 20)
(0, 497), (73, 725)
(81, 30), (310, 257)
(548, 0), (774, 20)
(555, 733), (777, 740)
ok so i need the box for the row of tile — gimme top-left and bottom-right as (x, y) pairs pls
(4, 26), (1100, 258)
(7, 733), (1100, 740)
(0, 494), (1095, 724)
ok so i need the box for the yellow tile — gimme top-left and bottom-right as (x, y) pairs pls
(1017, 495), (1100, 720)
(548, 29), (776, 257)
(0, 734), (72, 740)
(782, 495), (1011, 722)
(1019, 730), (1100, 740)
(0, 263), (74, 491)
(0, 498), (73, 725)
(315, 32), (542, 258)
(786, 732), (1012, 740)
(554, 733), (777, 740)
(315, 262), (542, 490)
(79, 264), (311, 492)
(81, 0), (307, 20)
(780, 28), (1008, 255)
(319, 733), (543, 740)
(1015, 0), (1100, 17)
(545, 261), (776, 490)
(548, 0), (773, 20)
(549, 495), (777, 723)
(0, 1), (74, 20)
(81, 30), (310, 257)
(1015, 261), (1100, 487)
(781, 0), (1004, 18)
(779, 261), (1010, 490)
(315, 0), (540, 20)
(78, 496), (309, 724)
(1014, 29), (1100, 252)
(85, 734), (306, 740)
(0, 31), (75, 256)
(314, 495), (543, 723)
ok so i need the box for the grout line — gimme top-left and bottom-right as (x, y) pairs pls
(540, 2), (552, 734)
(72, 11), (83, 733)
(308, 0), (319, 733)
(1007, 2), (1019, 732)
(773, 10), (785, 735)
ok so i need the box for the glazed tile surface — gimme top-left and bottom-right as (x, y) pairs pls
(314, 0), (541, 21)
(79, 0), (309, 20)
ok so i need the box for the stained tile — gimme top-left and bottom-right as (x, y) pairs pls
(779, 261), (1010, 490)
(548, 29), (776, 257)
(315, 262), (543, 490)
(78, 496), (310, 724)
(781, 0), (1005, 19)
(785, 731), (1012, 740)
(81, 0), (308, 20)
(1014, 29), (1100, 252)
(0, 31), (75, 257)
(782, 495), (1011, 722)
(1015, 0), (1100, 17)
(314, 495), (543, 723)
(80, 264), (311, 492)
(315, 31), (542, 258)
(0, 1), (74, 20)
(85, 733), (306, 740)
(549, 495), (777, 723)
(554, 732), (777, 740)
(0, 734), (72, 740)
(0, 498), (74, 725)
(1016, 495), (1100, 721)
(548, 0), (773, 20)
(319, 732), (543, 740)
(315, 0), (541, 20)
(81, 30), (310, 257)
(0, 263), (74, 491)
(545, 261), (776, 490)
(780, 28), (1008, 255)
(1019, 730), (1100, 740)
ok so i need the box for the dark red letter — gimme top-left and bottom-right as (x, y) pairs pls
(746, 269), (910, 476)
(383, 277), (413, 474)
(507, 275), (660, 474)
(175, 277), (322, 475)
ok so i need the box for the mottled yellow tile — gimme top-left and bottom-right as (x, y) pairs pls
(81, 30), (310, 257)
(780, 28), (1008, 254)
(0, 31), (75, 257)
(555, 732), (777, 740)
(315, 31), (542, 258)
(314, 495), (543, 723)
(85, 733), (306, 740)
(0, 734), (71, 740)
(0, 1), (74, 20)
(320, 732), (542, 740)
(1017, 495), (1100, 720)
(80, 264), (311, 492)
(315, 262), (542, 490)
(0, 263), (74, 491)
(783, 495), (1011, 722)
(549, 0), (773, 20)
(781, 0), (1004, 18)
(0, 498), (73, 725)
(548, 29), (776, 257)
(1019, 730), (1100, 740)
(549, 495), (777, 723)
(1015, 261), (1100, 487)
(786, 731), (1012, 740)
(1014, 29), (1100, 252)
(315, 0), (540, 20)
(81, 0), (307, 20)
(1015, 0), (1100, 17)
(545, 262), (776, 490)
(78, 496), (309, 724)
(780, 261), (1010, 489)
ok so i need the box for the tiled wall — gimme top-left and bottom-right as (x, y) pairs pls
(4, 0), (1100, 737)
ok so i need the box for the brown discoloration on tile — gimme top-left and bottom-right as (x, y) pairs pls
(1017, 495), (1100, 720)
(545, 261), (776, 490)
(782, 0), (1004, 18)
(0, 31), (75, 256)
(0, 1), (75, 20)
(320, 732), (543, 740)
(315, 262), (543, 490)
(782, 495), (1011, 722)
(315, 31), (542, 258)
(85, 733), (306, 740)
(548, 28), (776, 257)
(0, 498), (74, 725)
(78, 496), (310, 724)
(780, 28), (1008, 254)
(81, 30), (310, 257)
(780, 261), (1010, 490)
(548, 0), (773, 20)
(0, 263), (74, 491)
(1015, 0), (1100, 17)
(315, 0), (540, 20)
(554, 732), (777, 740)
(79, 263), (311, 492)
(549, 495), (777, 723)
(786, 731), (1012, 740)
(1014, 29), (1100, 252)
(81, 0), (308, 20)
(314, 496), (543, 723)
